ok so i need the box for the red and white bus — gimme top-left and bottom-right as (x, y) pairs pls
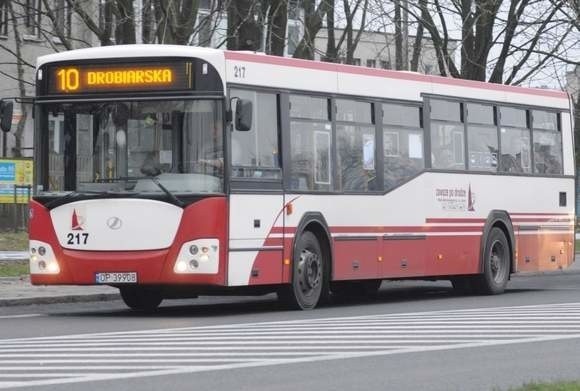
(27, 45), (575, 310)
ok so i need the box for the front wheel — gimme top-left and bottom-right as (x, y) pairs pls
(475, 227), (511, 295)
(278, 231), (329, 310)
(120, 286), (163, 311)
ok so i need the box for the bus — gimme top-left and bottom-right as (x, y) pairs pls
(26, 45), (575, 310)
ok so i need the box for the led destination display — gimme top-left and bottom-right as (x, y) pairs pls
(46, 61), (192, 94)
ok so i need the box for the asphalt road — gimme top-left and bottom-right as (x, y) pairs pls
(1, 273), (580, 391)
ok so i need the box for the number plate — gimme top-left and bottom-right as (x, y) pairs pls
(95, 272), (137, 284)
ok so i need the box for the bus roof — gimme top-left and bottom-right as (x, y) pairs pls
(37, 45), (570, 109)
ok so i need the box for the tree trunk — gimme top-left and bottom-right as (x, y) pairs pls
(394, 0), (403, 70)
(293, 0), (332, 60)
(227, 0), (261, 51)
(7, 1), (28, 157)
(116, 0), (136, 44)
(323, 0), (336, 62)
(267, 0), (288, 56)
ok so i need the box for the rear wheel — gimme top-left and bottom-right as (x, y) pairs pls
(475, 227), (511, 295)
(120, 286), (163, 311)
(278, 231), (329, 310)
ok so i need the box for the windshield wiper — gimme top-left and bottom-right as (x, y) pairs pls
(44, 190), (109, 209)
(115, 176), (185, 208)
(146, 177), (185, 207)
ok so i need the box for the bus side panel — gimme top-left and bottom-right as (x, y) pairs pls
(424, 236), (481, 276)
(333, 238), (380, 280)
(381, 238), (425, 278)
(516, 231), (573, 272)
(228, 194), (284, 286)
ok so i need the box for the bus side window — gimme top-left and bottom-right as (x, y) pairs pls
(382, 103), (424, 191)
(288, 94), (332, 192)
(336, 99), (376, 192)
(499, 107), (531, 174)
(532, 110), (562, 175)
(429, 100), (465, 171)
(230, 89), (281, 179)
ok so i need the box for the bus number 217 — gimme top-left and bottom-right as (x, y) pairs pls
(234, 65), (246, 79)
(67, 233), (89, 245)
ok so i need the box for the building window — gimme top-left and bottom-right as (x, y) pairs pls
(424, 64), (433, 74)
(25, 0), (41, 38)
(0, 0), (8, 37)
(230, 89), (281, 179)
(353, 58), (361, 66)
(366, 59), (376, 68)
(380, 60), (390, 69)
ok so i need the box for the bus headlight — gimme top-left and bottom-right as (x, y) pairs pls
(174, 239), (219, 274)
(29, 240), (60, 274)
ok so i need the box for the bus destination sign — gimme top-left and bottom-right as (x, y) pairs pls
(46, 61), (192, 95)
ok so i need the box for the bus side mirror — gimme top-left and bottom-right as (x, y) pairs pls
(235, 99), (252, 131)
(0, 100), (13, 133)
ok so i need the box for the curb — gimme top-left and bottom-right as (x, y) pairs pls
(0, 293), (120, 307)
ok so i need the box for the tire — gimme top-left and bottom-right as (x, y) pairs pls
(474, 227), (511, 295)
(278, 231), (329, 310)
(120, 286), (163, 311)
(331, 280), (382, 300)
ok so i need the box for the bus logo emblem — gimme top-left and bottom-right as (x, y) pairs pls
(107, 217), (123, 230)
(71, 209), (84, 231)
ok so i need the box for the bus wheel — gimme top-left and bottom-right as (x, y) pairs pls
(278, 231), (327, 310)
(120, 286), (163, 311)
(475, 227), (510, 295)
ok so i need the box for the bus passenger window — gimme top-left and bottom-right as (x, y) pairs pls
(499, 107), (531, 174)
(429, 100), (465, 171)
(336, 99), (376, 192)
(289, 95), (332, 191)
(466, 103), (498, 172)
(532, 111), (562, 175)
(383, 103), (424, 190)
(230, 89), (281, 179)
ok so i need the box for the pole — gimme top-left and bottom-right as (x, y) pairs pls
(1, 132), (6, 157)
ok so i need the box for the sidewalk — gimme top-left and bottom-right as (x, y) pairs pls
(0, 253), (579, 307)
(0, 276), (119, 306)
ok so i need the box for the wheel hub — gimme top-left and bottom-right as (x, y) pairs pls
(298, 249), (321, 292)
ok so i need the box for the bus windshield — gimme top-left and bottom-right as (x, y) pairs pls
(39, 99), (224, 195)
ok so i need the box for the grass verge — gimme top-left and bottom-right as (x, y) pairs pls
(0, 260), (28, 277)
(0, 231), (28, 251)
(507, 381), (580, 391)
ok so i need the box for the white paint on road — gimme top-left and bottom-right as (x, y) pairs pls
(0, 314), (41, 320)
(1, 302), (580, 389)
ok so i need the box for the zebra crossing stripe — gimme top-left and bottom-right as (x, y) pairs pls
(1, 302), (580, 389)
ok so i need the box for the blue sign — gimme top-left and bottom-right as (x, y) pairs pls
(0, 162), (15, 181)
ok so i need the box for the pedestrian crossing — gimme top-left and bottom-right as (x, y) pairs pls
(2, 302), (580, 389)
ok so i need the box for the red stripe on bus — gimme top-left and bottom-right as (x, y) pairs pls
(224, 51), (567, 99)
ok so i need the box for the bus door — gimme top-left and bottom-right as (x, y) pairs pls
(227, 89), (284, 287)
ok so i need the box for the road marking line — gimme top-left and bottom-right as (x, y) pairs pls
(0, 314), (42, 320)
(1, 302), (580, 389)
